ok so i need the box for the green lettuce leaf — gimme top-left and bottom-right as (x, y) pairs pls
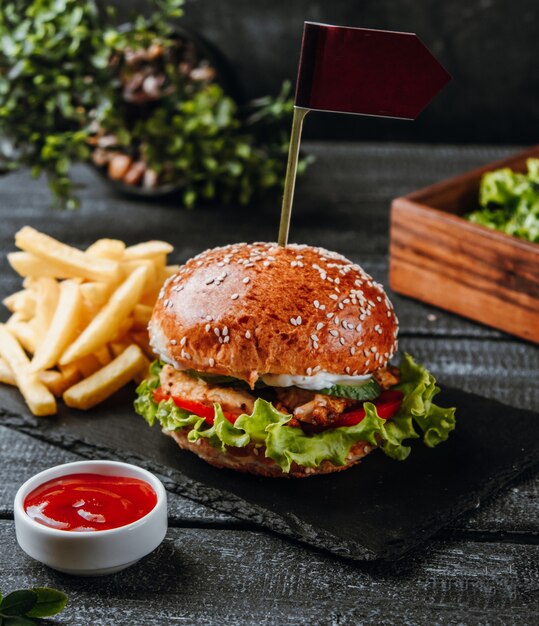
(466, 158), (539, 243)
(134, 354), (456, 472)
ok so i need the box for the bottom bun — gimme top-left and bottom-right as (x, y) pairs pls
(165, 428), (374, 478)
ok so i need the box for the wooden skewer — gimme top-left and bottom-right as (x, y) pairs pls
(277, 106), (309, 247)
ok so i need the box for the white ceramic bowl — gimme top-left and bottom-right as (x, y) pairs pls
(14, 460), (168, 576)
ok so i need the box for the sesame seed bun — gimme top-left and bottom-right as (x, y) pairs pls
(149, 242), (398, 385)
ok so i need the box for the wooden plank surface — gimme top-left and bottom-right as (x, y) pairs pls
(1, 520), (537, 625)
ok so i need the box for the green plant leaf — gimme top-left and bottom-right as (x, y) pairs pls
(0, 591), (36, 617)
(3, 616), (36, 626)
(26, 588), (68, 618)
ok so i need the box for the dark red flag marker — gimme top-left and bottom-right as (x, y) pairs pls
(296, 22), (450, 119)
(278, 22), (450, 246)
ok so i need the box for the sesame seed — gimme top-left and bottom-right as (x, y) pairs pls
(329, 294), (338, 301)
(345, 366), (350, 374)
(350, 347), (356, 355)
(316, 322), (324, 331)
(222, 326), (228, 336)
(335, 278), (340, 285)
(180, 337), (187, 346)
(339, 337), (345, 345)
(206, 315), (213, 321)
(314, 365), (321, 372)
(217, 262), (224, 267)
(243, 277), (250, 284)
(231, 293), (240, 300)
(171, 339), (177, 345)
(313, 300), (320, 308)
(319, 305), (326, 310)
(205, 324), (211, 332)
(313, 341), (319, 350)
(387, 311), (391, 318)
(214, 328), (220, 337)
(364, 349), (370, 357)
(209, 358), (215, 367)
(327, 312), (334, 319)
(223, 336), (230, 344)
(296, 316), (302, 325)
(377, 296), (382, 302)
(365, 359), (370, 366)
(306, 367), (313, 376)
(360, 314), (366, 321)
(371, 346), (377, 353)
(310, 334), (318, 342)
(329, 329), (339, 337)
(290, 317), (297, 326)
(341, 320), (348, 329)
(245, 330), (251, 339)
(205, 278), (214, 285)
(343, 298), (350, 304)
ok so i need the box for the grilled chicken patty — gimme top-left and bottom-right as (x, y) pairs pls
(159, 364), (400, 428)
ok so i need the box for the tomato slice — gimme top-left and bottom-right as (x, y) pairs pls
(153, 388), (404, 430)
(330, 390), (404, 428)
(153, 389), (238, 425)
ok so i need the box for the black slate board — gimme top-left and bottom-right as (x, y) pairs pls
(1, 384), (538, 561)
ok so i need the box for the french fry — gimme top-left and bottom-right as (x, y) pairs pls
(3, 289), (36, 318)
(109, 341), (150, 383)
(15, 226), (120, 283)
(63, 345), (146, 410)
(80, 282), (113, 309)
(0, 357), (16, 386)
(133, 304), (153, 328)
(110, 317), (134, 342)
(31, 280), (82, 372)
(6, 319), (37, 354)
(109, 339), (131, 357)
(33, 277), (60, 347)
(86, 239), (126, 260)
(95, 345), (112, 366)
(0, 324), (56, 416)
(2, 228), (175, 415)
(8, 251), (82, 280)
(123, 241), (173, 260)
(70, 354), (103, 378)
(41, 365), (81, 397)
(121, 259), (158, 287)
(60, 265), (149, 364)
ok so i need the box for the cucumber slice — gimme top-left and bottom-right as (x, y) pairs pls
(317, 379), (381, 401)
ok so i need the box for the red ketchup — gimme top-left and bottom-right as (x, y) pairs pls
(24, 473), (157, 532)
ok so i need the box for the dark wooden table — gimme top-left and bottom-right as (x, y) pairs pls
(1, 143), (538, 625)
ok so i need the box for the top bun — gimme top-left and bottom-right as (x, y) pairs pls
(149, 243), (398, 386)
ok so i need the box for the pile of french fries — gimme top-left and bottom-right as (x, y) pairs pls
(0, 226), (176, 416)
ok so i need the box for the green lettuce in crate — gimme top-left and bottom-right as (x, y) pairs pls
(466, 158), (539, 243)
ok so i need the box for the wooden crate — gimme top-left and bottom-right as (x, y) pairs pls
(389, 145), (539, 344)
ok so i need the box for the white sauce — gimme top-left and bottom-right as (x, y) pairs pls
(260, 372), (371, 391)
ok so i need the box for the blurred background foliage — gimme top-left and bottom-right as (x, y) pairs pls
(0, 0), (310, 208)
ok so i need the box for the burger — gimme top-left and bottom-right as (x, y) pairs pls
(135, 243), (455, 477)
